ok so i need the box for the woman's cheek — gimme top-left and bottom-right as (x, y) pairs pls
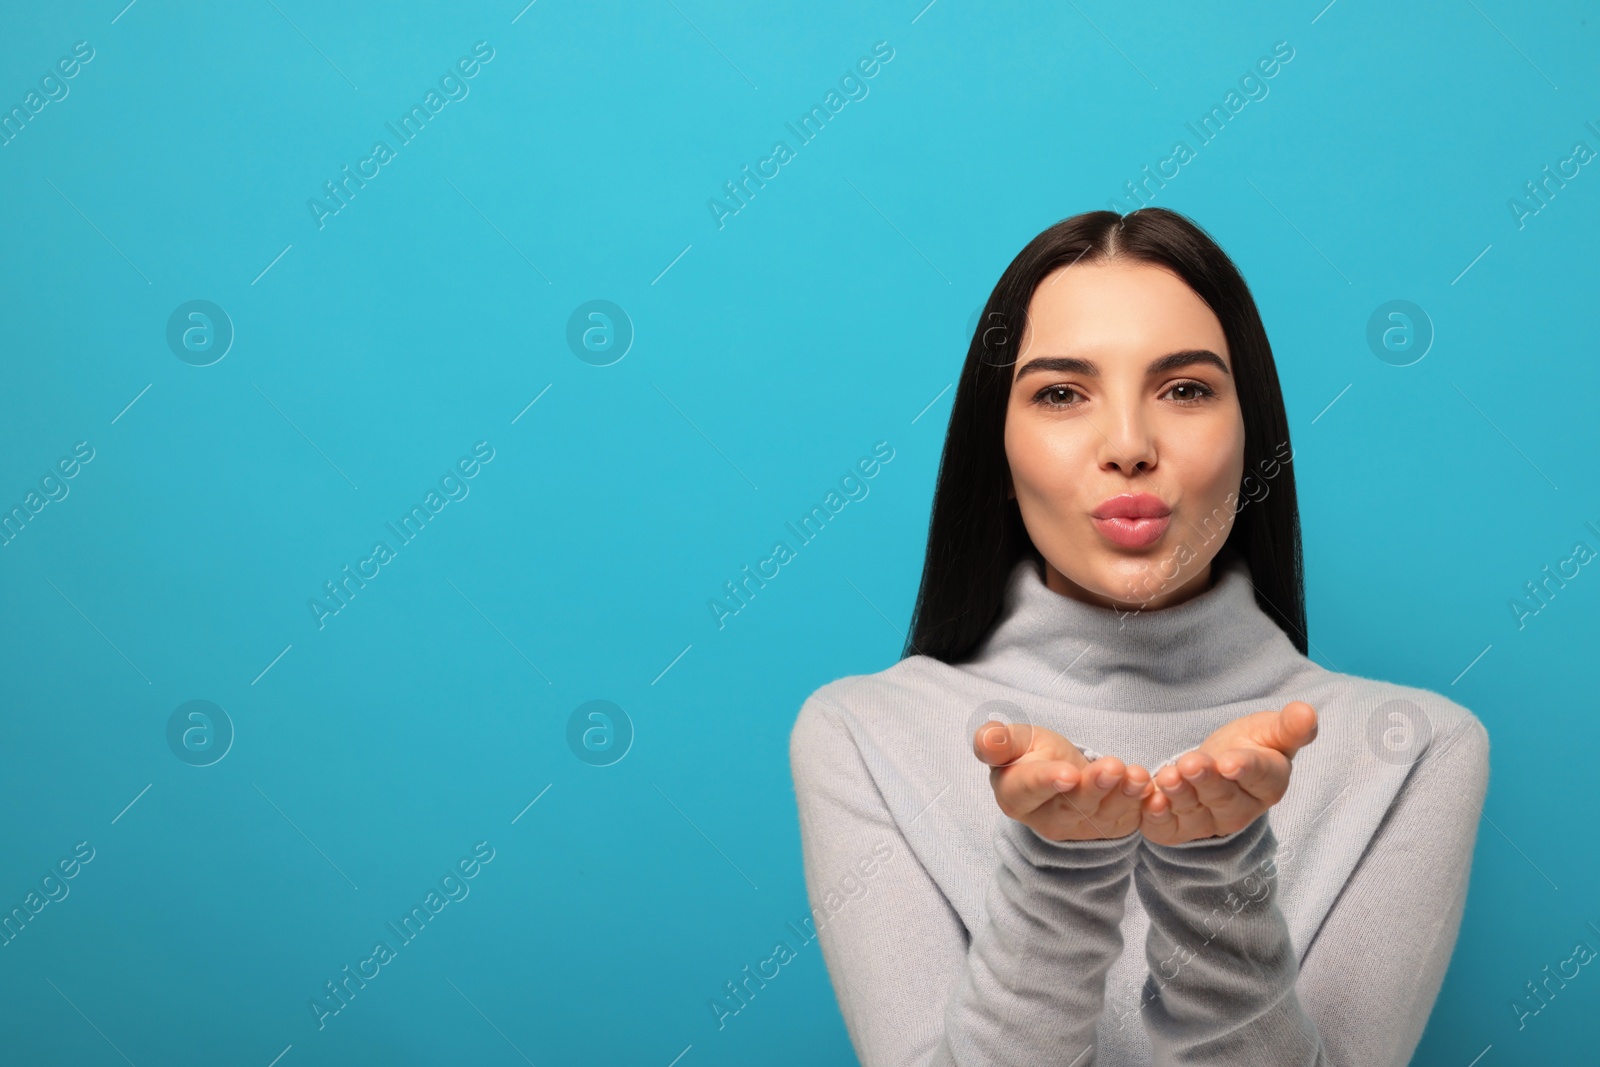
(1176, 415), (1246, 510)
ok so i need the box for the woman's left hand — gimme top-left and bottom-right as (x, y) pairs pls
(1139, 701), (1319, 846)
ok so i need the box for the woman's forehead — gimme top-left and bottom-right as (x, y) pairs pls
(1017, 261), (1229, 369)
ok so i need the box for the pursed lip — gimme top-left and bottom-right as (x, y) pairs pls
(1090, 493), (1172, 519)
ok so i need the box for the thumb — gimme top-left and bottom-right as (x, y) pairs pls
(973, 721), (1034, 767)
(1263, 701), (1318, 757)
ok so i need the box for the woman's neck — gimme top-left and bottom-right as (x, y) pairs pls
(960, 547), (1309, 713)
(1041, 554), (1218, 613)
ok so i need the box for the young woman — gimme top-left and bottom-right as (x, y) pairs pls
(789, 208), (1489, 1066)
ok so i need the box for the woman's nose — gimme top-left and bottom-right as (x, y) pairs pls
(1097, 405), (1157, 474)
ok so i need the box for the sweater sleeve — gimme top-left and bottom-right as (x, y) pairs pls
(790, 695), (1140, 1067)
(1294, 715), (1490, 1066)
(1130, 814), (1328, 1065)
(1128, 715), (1489, 1066)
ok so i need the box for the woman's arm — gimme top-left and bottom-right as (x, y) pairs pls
(1294, 714), (1489, 1066)
(790, 694), (1138, 1066)
(1131, 815), (1327, 1064)
(1129, 714), (1489, 1066)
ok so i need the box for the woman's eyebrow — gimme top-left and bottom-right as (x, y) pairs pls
(1014, 350), (1231, 380)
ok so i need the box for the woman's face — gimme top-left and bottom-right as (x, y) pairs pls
(1004, 258), (1246, 612)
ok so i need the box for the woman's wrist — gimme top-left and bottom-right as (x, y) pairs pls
(1005, 820), (1144, 878)
(1019, 819), (1144, 851)
(1141, 812), (1268, 851)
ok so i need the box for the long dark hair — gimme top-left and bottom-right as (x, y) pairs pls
(902, 207), (1307, 663)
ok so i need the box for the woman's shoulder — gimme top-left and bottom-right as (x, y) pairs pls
(1292, 662), (1490, 773)
(798, 649), (995, 719)
(789, 653), (975, 763)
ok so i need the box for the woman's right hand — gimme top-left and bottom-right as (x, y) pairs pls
(973, 721), (1153, 842)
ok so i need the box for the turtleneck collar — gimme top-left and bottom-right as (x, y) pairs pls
(959, 545), (1310, 713)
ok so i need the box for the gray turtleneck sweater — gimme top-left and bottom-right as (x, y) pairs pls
(788, 547), (1489, 1066)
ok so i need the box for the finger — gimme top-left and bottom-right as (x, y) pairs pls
(1043, 758), (1141, 839)
(1120, 763), (1153, 800)
(1142, 784), (1171, 816)
(1177, 753), (1241, 809)
(1177, 751), (1260, 809)
(1215, 746), (1286, 802)
(1139, 781), (1191, 844)
(1073, 756), (1127, 809)
(1147, 767), (1176, 814)
(1156, 768), (1205, 817)
(1263, 701), (1318, 758)
(1102, 764), (1154, 826)
(1082, 763), (1149, 838)
(973, 721), (1029, 767)
(996, 758), (1082, 817)
(1141, 791), (1177, 836)
(1152, 760), (1189, 796)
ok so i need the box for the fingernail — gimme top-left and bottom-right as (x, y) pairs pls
(1122, 779), (1143, 796)
(1186, 767), (1210, 781)
(1097, 770), (1117, 788)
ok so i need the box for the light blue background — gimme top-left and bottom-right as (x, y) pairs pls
(1, 1), (1595, 1063)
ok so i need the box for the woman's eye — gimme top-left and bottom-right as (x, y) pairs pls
(1166, 380), (1216, 405)
(1032, 382), (1215, 408)
(1033, 385), (1080, 408)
